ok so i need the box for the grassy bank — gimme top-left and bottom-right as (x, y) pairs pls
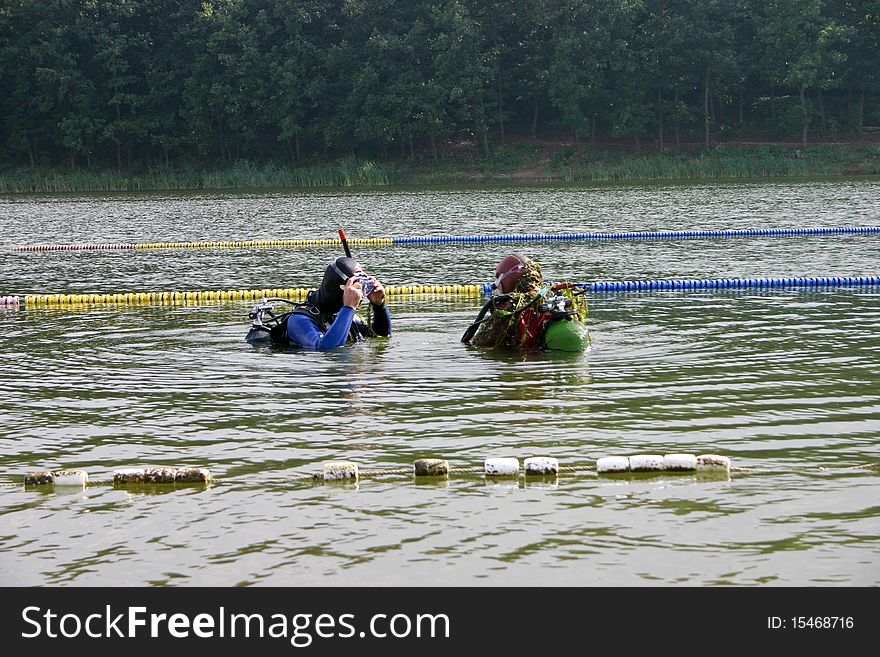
(0, 157), (390, 194)
(406, 141), (880, 184)
(545, 143), (880, 182)
(2, 142), (878, 193)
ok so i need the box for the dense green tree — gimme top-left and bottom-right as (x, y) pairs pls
(832, 0), (880, 131)
(90, 0), (156, 169)
(0, 0), (83, 166)
(546, 0), (618, 142)
(754, 0), (850, 144)
(140, 1), (203, 165)
(684, 0), (742, 147)
(264, 0), (330, 163)
(430, 1), (494, 155)
(180, 0), (272, 160)
(0, 0), (876, 169)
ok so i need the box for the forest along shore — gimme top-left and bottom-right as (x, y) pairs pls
(3, 2), (878, 193)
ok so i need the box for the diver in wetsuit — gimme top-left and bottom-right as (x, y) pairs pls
(287, 256), (391, 350)
(462, 254), (590, 352)
(246, 256), (390, 349)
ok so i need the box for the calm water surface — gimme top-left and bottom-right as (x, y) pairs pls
(0, 179), (878, 586)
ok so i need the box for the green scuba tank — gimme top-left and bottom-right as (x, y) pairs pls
(541, 317), (591, 352)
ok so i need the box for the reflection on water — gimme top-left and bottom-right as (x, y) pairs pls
(0, 180), (878, 586)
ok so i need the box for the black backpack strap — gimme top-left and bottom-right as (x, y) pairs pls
(268, 311), (295, 344)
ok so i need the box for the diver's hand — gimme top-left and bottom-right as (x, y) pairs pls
(341, 276), (364, 308)
(367, 276), (385, 306)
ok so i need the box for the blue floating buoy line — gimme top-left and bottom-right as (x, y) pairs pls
(397, 226), (880, 245)
(480, 275), (880, 295)
(574, 275), (880, 294)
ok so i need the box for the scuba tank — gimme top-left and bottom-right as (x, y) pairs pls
(539, 297), (591, 352)
(541, 318), (591, 351)
(515, 287), (590, 351)
(245, 297), (297, 344)
(533, 289), (591, 352)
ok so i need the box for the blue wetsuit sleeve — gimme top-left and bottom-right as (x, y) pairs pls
(287, 307), (356, 350)
(355, 303), (391, 337)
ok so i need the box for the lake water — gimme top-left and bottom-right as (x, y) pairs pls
(0, 179), (878, 586)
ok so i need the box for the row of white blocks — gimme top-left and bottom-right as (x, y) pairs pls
(596, 454), (730, 473)
(21, 455), (732, 488)
(23, 467), (212, 488)
(485, 454), (731, 475)
(321, 454), (732, 482)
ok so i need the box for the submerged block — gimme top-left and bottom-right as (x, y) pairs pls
(113, 466), (212, 485)
(323, 461), (359, 482)
(143, 467), (178, 483)
(596, 456), (630, 474)
(524, 457), (559, 475)
(24, 471), (55, 486)
(484, 457), (520, 476)
(174, 467), (212, 483)
(24, 469), (88, 487)
(663, 454), (698, 471)
(113, 468), (147, 484)
(52, 470), (89, 487)
(696, 454), (731, 473)
(413, 459), (449, 477)
(629, 454), (665, 472)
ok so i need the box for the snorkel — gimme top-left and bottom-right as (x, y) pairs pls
(338, 229), (376, 296)
(338, 229), (353, 258)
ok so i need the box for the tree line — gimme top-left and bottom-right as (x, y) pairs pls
(1, 0), (878, 170)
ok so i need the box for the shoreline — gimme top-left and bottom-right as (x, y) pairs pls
(2, 141), (878, 195)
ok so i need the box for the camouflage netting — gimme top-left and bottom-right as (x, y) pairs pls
(468, 259), (589, 350)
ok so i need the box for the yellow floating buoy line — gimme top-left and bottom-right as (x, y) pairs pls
(10, 238), (394, 252)
(5, 284), (485, 309)
(9, 456), (876, 491)
(134, 238), (394, 250)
